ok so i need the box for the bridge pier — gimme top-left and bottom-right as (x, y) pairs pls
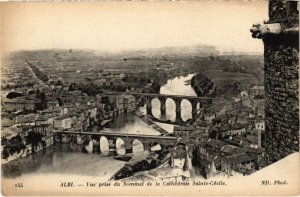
(174, 98), (184, 124)
(143, 142), (151, 151)
(175, 111), (184, 124)
(146, 107), (152, 116)
(174, 98), (182, 113)
(146, 97), (152, 115)
(160, 104), (166, 117)
(191, 100), (199, 116)
(124, 139), (133, 154)
(158, 97), (167, 116)
(108, 138), (117, 156)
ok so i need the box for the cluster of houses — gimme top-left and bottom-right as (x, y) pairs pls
(115, 145), (193, 181)
(171, 86), (266, 179)
(1, 64), (38, 91)
(93, 72), (125, 86)
(1, 87), (138, 164)
(47, 70), (132, 92)
(240, 86), (265, 116)
(2, 97), (40, 112)
(1, 59), (142, 165)
(193, 136), (264, 179)
(1, 62), (53, 115)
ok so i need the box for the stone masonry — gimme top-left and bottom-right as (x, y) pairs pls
(251, 0), (299, 164)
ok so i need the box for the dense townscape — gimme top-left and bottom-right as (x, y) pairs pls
(1, 48), (267, 181)
(1, 0), (299, 196)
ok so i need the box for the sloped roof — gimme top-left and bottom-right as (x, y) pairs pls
(1, 127), (22, 138)
(220, 144), (246, 155)
(205, 139), (227, 149)
(1, 118), (15, 127)
(222, 153), (256, 165)
(250, 86), (264, 90)
(15, 114), (37, 124)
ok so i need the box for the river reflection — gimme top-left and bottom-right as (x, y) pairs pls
(103, 112), (160, 135)
(2, 143), (125, 178)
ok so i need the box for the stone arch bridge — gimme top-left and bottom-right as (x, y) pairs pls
(100, 92), (213, 124)
(54, 131), (178, 154)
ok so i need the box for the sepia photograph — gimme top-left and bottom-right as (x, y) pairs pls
(0, 0), (299, 196)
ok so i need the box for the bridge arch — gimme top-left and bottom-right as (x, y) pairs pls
(99, 136), (109, 155)
(116, 138), (126, 155)
(132, 139), (144, 153)
(165, 98), (176, 122)
(150, 97), (161, 119)
(180, 99), (193, 122)
(165, 98), (176, 110)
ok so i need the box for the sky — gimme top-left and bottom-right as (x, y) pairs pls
(1, 1), (268, 54)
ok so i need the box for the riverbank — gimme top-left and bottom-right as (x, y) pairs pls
(134, 111), (169, 135)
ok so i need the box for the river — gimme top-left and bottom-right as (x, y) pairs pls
(2, 74), (196, 180)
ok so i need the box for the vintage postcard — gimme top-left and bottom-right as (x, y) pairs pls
(0, 0), (299, 196)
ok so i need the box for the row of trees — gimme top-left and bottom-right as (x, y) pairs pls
(1, 82), (36, 90)
(27, 61), (49, 82)
(72, 82), (132, 96)
(122, 75), (152, 85)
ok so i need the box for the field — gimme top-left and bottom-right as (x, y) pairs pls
(204, 70), (259, 87)
(7, 47), (264, 94)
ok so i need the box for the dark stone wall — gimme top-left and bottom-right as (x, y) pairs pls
(263, 34), (299, 164)
(263, 0), (299, 164)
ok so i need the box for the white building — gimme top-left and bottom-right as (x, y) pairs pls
(54, 115), (72, 130)
(255, 120), (265, 132)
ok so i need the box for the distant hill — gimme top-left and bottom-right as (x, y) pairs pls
(10, 45), (220, 60)
(118, 45), (220, 58)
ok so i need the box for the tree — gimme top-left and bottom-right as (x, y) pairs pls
(56, 97), (63, 106)
(101, 96), (109, 103)
(69, 83), (77, 91)
(28, 90), (35, 95)
(35, 91), (47, 110)
(25, 131), (43, 153)
(6, 92), (23, 99)
(151, 82), (161, 93)
(208, 129), (218, 139)
(55, 80), (63, 86)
